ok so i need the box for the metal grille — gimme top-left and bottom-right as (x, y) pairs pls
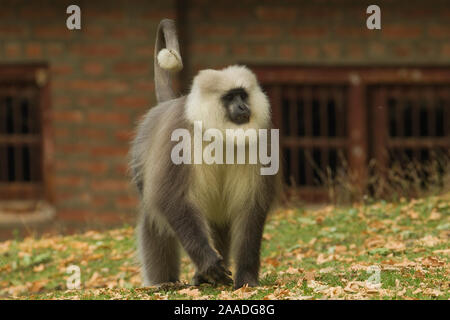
(251, 66), (450, 201)
(0, 85), (43, 199)
(265, 84), (349, 199)
(370, 84), (450, 169)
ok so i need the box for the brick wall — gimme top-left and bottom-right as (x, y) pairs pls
(0, 0), (176, 229)
(182, 0), (450, 82)
(0, 0), (448, 231)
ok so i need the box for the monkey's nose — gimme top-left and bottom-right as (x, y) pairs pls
(235, 105), (250, 124)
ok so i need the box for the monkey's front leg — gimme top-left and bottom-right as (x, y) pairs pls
(162, 202), (232, 286)
(233, 206), (267, 289)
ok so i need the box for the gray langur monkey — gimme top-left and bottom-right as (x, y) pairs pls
(129, 19), (281, 289)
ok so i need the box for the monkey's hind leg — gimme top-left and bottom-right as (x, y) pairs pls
(232, 207), (267, 289)
(210, 223), (231, 266)
(137, 214), (180, 286)
(193, 223), (231, 285)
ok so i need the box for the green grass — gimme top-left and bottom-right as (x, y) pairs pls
(0, 193), (448, 300)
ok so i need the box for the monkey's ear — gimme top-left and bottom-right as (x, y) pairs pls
(194, 69), (223, 93)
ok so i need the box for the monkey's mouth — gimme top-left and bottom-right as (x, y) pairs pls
(232, 114), (250, 124)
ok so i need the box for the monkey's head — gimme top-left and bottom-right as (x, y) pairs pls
(185, 65), (271, 132)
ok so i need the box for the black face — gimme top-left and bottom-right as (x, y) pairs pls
(221, 88), (251, 125)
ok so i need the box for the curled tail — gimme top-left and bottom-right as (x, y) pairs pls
(154, 19), (183, 103)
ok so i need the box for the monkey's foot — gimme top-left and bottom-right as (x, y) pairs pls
(193, 259), (233, 286)
(233, 274), (259, 290)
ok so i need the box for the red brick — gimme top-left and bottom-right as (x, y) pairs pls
(114, 97), (149, 108)
(46, 43), (64, 57)
(51, 64), (73, 76)
(53, 110), (83, 123)
(335, 27), (372, 38)
(19, 8), (58, 19)
(255, 6), (297, 21)
(71, 44), (124, 57)
(53, 96), (71, 107)
(89, 212), (132, 224)
(348, 44), (364, 59)
(91, 179), (129, 192)
(442, 43), (450, 58)
(210, 9), (249, 20)
(428, 26), (450, 38)
(55, 159), (70, 171)
(84, 9), (125, 21)
(136, 45), (155, 58)
(323, 43), (341, 59)
(244, 26), (281, 38)
(191, 44), (226, 56)
(195, 26), (237, 37)
(115, 164), (129, 176)
(133, 81), (155, 92)
(56, 192), (91, 205)
(76, 128), (107, 140)
(57, 210), (90, 223)
(78, 96), (107, 108)
(291, 27), (328, 39)
(55, 160), (108, 175)
(278, 45), (295, 59)
(300, 45), (320, 59)
(116, 196), (138, 209)
(382, 26), (422, 39)
(83, 26), (106, 38)
(0, 26), (26, 37)
(26, 43), (42, 57)
(115, 130), (134, 142)
(113, 62), (151, 75)
(368, 41), (385, 57)
(232, 45), (250, 57)
(90, 146), (129, 157)
(252, 45), (272, 58)
(75, 162), (109, 175)
(91, 196), (108, 207)
(34, 26), (72, 39)
(141, 10), (175, 20)
(69, 80), (128, 93)
(87, 112), (130, 125)
(4, 43), (21, 57)
(393, 44), (411, 58)
(110, 27), (147, 39)
(59, 143), (88, 155)
(54, 175), (85, 188)
(53, 128), (70, 139)
(83, 62), (104, 76)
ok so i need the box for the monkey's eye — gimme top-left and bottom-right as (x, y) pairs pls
(223, 93), (235, 102)
(240, 91), (248, 100)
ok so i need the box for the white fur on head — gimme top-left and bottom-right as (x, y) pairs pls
(185, 65), (271, 132)
(157, 48), (183, 72)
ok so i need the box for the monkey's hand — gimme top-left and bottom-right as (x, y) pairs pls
(193, 257), (232, 286)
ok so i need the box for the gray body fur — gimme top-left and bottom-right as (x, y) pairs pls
(129, 19), (280, 289)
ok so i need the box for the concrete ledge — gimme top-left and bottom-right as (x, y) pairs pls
(0, 201), (55, 228)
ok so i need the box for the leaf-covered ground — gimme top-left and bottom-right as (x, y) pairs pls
(0, 193), (449, 300)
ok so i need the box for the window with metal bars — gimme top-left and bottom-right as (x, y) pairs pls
(369, 84), (450, 192)
(370, 84), (449, 164)
(278, 85), (348, 189)
(0, 65), (51, 201)
(253, 66), (450, 201)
